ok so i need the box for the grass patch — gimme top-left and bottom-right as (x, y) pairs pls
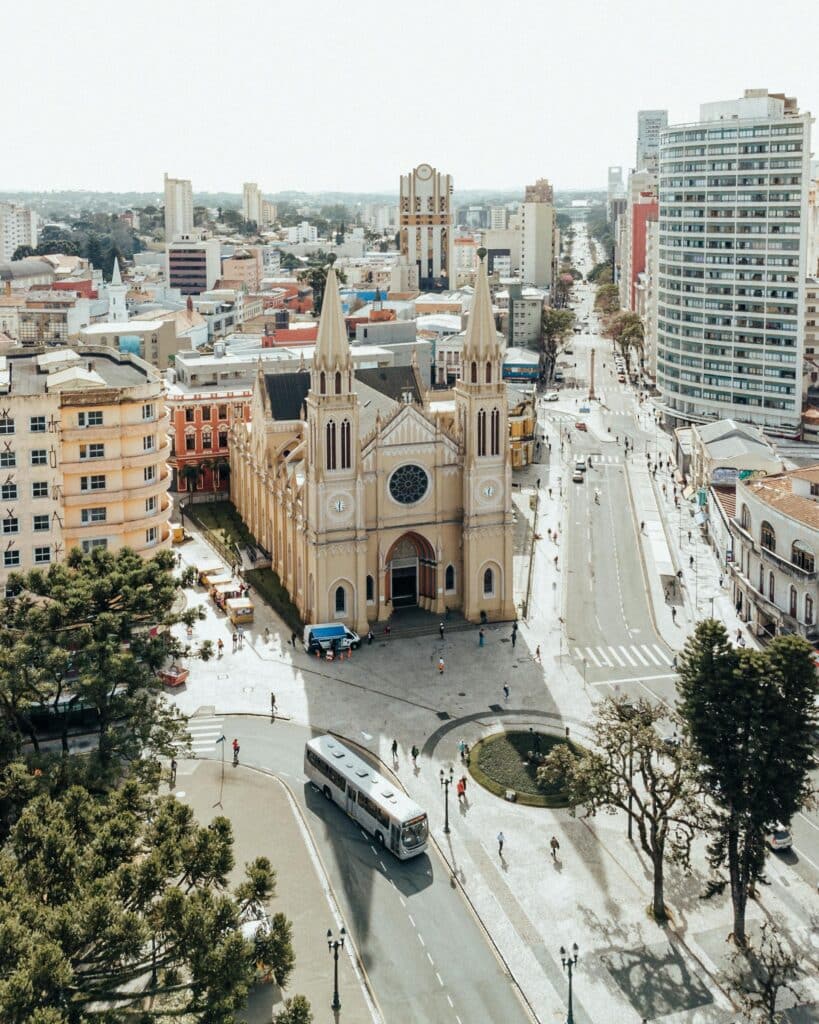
(187, 501), (254, 551)
(245, 568), (303, 634)
(468, 730), (582, 808)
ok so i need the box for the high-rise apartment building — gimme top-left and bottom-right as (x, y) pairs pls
(489, 206), (508, 230)
(524, 178), (554, 204)
(616, 170), (658, 311)
(520, 180), (556, 289)
(636, 110), (668, 172)
(0, 347), (171, 592)
(242, 182), (262, 225)
(656, 89), (812, 436)
(607, 166), (625, 223)
(163, 173), (193, 242)
(399, 163), (454, 291)
(0, 202), (38, 262)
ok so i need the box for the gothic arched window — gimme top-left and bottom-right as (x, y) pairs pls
(366, 575), (374, 602)
(471, 361), (477, 384)
(477, 409), (486, 456)
(319, 371), (326, 395)
(445, 565), (455, 592)
(326, 420), (337, 470)
(340, 419), (351, 469)
(491, 407), (500, 455)
(335, 585), (346, 614)
(335, 371), (342, 395)
(486, 361), (492, 383)
(483, 567), (494, 597)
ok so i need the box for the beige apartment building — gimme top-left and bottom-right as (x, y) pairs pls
(0, 347), (171, 591)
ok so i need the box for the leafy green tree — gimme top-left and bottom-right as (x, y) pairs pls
(297, 257), (348, 315)
(274, 994), (313, 1023)
(278, 251), (302, 271)
(728, 920), (809, 1023)
(604, 310), (645, 368)
(10, 245), (35, 261)
(539, 696), (702, 921)
(588, 261), (612, 284)
(0, 780), (291, 1023)
(677, 622), (818, 946)
(594, 283), (620, 317)
(539, 307), (575, 382)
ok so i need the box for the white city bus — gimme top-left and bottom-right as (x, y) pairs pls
(304, 735), (428, 860)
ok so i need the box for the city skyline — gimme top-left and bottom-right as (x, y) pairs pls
(4, 0), (817, 194)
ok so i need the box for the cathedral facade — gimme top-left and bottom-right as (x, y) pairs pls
(229, 255), (515, 635)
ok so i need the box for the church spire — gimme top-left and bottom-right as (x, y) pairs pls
(111, 254), (122, 286)
(462, 247), (500, 364)
(313, 256), (351, 374)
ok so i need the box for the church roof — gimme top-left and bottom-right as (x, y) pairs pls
(313, 263), (351, 373)
(111, 255), (122, 286)
(264, 370), (310, 421)
(355, 365), (422, 404)
(462, 251), (502, 362)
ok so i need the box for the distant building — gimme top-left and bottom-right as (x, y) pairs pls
(107, 256), (128, 323)
(520, 199), (555, 289)
(635, 110), (668, 172)
(524, 178), (554, 204)
(221, 247), (263, 291)
(163, 173), (193, 241)
(242, 182), (262, 225)
(489, 206), (508, 230)
(399, 163), (454, 292)
(167, 236), (221, 296)
(0, 203), (38, 262)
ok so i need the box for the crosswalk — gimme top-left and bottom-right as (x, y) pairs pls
(571, 642), (671, 670)
(184, 716), (225, 757)
(593, 454), (622, 465)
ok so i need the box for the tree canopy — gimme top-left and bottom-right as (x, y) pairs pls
(539, 307), (575, 382)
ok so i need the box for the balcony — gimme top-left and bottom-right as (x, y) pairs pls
(761, 545), (817, 581)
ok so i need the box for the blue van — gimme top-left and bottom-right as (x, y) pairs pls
(303, 623), (361, 653)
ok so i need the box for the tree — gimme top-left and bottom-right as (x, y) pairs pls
(594, 283), (620, 317)
(552, 272), (574, 309)
(0, 780), (293, 1022)
(11, 245), (35, 261)
(297, 258), (347, 315)
(274, 994), (313, 1023)
(539, 307), (575, 382)
(728, 920), (810, 1022)
(538, 695), (703, 921)
(605, 311), (645, 368)
(278, 251), (302, 272)
(677, 622), (818, 946)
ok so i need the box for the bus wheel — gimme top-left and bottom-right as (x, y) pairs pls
(323, 786), (332, 800)
(374, 830), (385, 847)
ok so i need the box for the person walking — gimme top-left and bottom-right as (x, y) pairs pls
(460, 774), (468, 795)
(534, 645), (541, 663)
(550, 835), (560, 859)
(479, 627), (485, 647)
(367, 629), (374, 645)
(232, 738), (240, 766)
(270, 692), (277, 719)
(411, 744), (419, 768)
(391, 738), (398, 765)
(231, 632), (238, 653)
(170, 757), (177, 787)
(291, 630), (297, 647)
(438, 656), (445, 674)
(439, 621), (445, 640)
(671, 607), (677, 623)
(456, 777), (466, 803)
(458, 738), (466, 761)
(217, 638), (224, 658)
(237, 626), (244, 649)
(503, 683), (510, 703)
(511, 630), (517, 649)
(497, 831), (505, 857)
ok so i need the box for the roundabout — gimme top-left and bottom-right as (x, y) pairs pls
(467, 729), (583, 808)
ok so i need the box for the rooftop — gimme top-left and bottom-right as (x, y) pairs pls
(742, 466), (819, 530)
(0, 347), (153, 397)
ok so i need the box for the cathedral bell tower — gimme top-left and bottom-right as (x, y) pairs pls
(454, 248), (515, 621)
(304, 257), (367, 632)
(108, 255), (128, 323)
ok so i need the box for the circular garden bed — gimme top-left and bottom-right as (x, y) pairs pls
(468, 729), (582, 807)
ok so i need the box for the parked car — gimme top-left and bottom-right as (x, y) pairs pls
(575, 421), (587, 432)
(767, 825), (793, 851)
(572, 469), (585, 483)
(544, 391), (560, 401)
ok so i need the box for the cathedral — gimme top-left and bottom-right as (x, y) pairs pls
(229, 252), (516, 634)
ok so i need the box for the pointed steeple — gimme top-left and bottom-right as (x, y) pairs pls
(111, 255), (122, 286)
(462, 248), (501, 364)
(313, 256), (351, 374)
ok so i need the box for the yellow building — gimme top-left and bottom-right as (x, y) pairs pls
(230, 254), (516, 631)
(0, 346), (171, 592)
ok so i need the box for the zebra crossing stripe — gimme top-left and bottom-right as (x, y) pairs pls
(651, 644), (668, 664)
(584, 647), (602, 667)
(631, 647), (650, 667)
(595, 646), (612, 667)
(607, 647), (626, 667)
(641, 646), (661, 666)
(618, 646), (637, 667)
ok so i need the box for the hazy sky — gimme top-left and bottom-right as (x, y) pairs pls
(4, 0), (817, 195)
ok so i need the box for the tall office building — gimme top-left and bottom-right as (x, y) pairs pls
(0, 202), (38, 262)
(520, 180), (556, 289)
(607, 166), (625, 223)
(636, 110), (668, 172)
(524, 178), (554, 204)
(399, 163), (454, 291)
(656, 89), (812, 437)
(489, 206), (508, 230)
(242, 182), (262, 225)
(163, 173), (193, 242)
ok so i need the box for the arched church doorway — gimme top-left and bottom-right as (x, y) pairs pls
(384, 533), (437, 610)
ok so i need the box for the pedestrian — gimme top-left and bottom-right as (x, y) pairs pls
(271, 692), (277, 718)
(687, 530), (692, 543)
(439, 621), (445, 640)
(232, 738), (240, 766)
(411, 744), (419, 768)
(719, 574), (724, 588)
(457, 777), (466, 802)
(689, 555), (694, 569)
(231, 632), (238, 653)
(736, 627), (742, 642)
(384, 624), (391, 637)
(237, 626), (244, 648)
(554, 554), (559, 568)
(479, 627), (485, 647)
(458, 738), (466, 761)
(503, 683), (510, 703)
(170, 757), (177, 786)
(511, 630), (517, 648)
(391, 738), (398, 764)
(438, 656), (445, 674)
(550, 835), (560, 859)
(671, 607), (677, 623)
(217, 638), (224, 657)
(548, 487), (553, 499)
(534, 644), (541, 662)
(460, 774), (467, 794)
(536, 477), (541, 489)
(640, 521), (645, 533)
(497, 831), (505, 857)
(264, 626), (270, 642)
(367, 629), (374, 645)
(291, 630), (297, 647)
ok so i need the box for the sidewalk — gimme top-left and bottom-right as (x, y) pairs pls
(175, 758), (376, 1024)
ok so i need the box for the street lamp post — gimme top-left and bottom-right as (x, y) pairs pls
(560, 943), (579, 1024)
(327, 927), (346, 1011)
(439, 767), (454, 834)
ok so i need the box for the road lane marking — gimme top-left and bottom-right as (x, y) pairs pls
(418, 933), (425, 947)
(436, 972), (444, 987)
(797, 812), (819, 833)
(792, 845), (819, 872)
(399, 896), (406, 907)
(584, 647), (602, 667)
(618, 645), (637, 666)
(596, 647), (612, 666)
(652, 644), (669, 662)
(631, 646), (650, 666)
(608, 647), (626, 667)
(427, 952), (434, 965)
(447, 994), (454, 1008)
(408, 915), (416, 928)
(641, 646), (661, 666)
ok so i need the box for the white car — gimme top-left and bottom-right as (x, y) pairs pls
(544, 391), (559, 402)
(767, 825), (793, 851)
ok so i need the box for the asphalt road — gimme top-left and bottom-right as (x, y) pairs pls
(215, 715), (534, 1024)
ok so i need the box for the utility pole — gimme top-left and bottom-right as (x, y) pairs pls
(588, 347), (595, 402)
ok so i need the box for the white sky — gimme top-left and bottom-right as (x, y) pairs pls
(4, 0), (818, 194)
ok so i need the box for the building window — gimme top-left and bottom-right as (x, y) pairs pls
(483, 567), (495, 597)
(320, 371), (326, 395)
(218, 430), (228, 448)
(81, 508), (107, 524)
(0, 452), (16, 468)
(740, 505), (751, 531)
(218, 405), (227, 419)
(202, 406), (211, 421)
(326, 420), (337, 470)
(185, 433), (196, 451)
(33, 514), (50, 532)
(81, 474), (106, 491)
(445, 564), (456, 593)
(791, 542), (814, 574)
(185, 407), (194, 422)
(366, 575), (374, 603)
(29, 416), (46, 433)
(768, 572), (775, 601)
(759, 563), (764, 593)
(790, 586), (797, 618)
(491, 407), (500, 456)
(31, 449), (47, 466)
(1, 483), (17, 500)
(142, 403), (155, 420)
(0, 417), (14, 435)
(806, 594), (814, 625)
(143, 435), (155, 452)
(34, 546), (51, 564)
(486, 361), (492, 383)
(144, 465), (156, 483)
(334, 585), (346, 614)
(80, 443), (105, 460)
(760, 521), (775, 552)
(78, 410), (103, 428)
(145, 495), (157, 513)
(146, 526), (158, 544)
(3, 550), (20, 568)
(335, 371), (342, 395)
(477, 409), (486, 456)
(201, 432), (212, 450)
(340, 419), (351, 469)
(81, 538), (108, 553)
(31, 481), (48, 498)
(3, 517), (19, 534)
